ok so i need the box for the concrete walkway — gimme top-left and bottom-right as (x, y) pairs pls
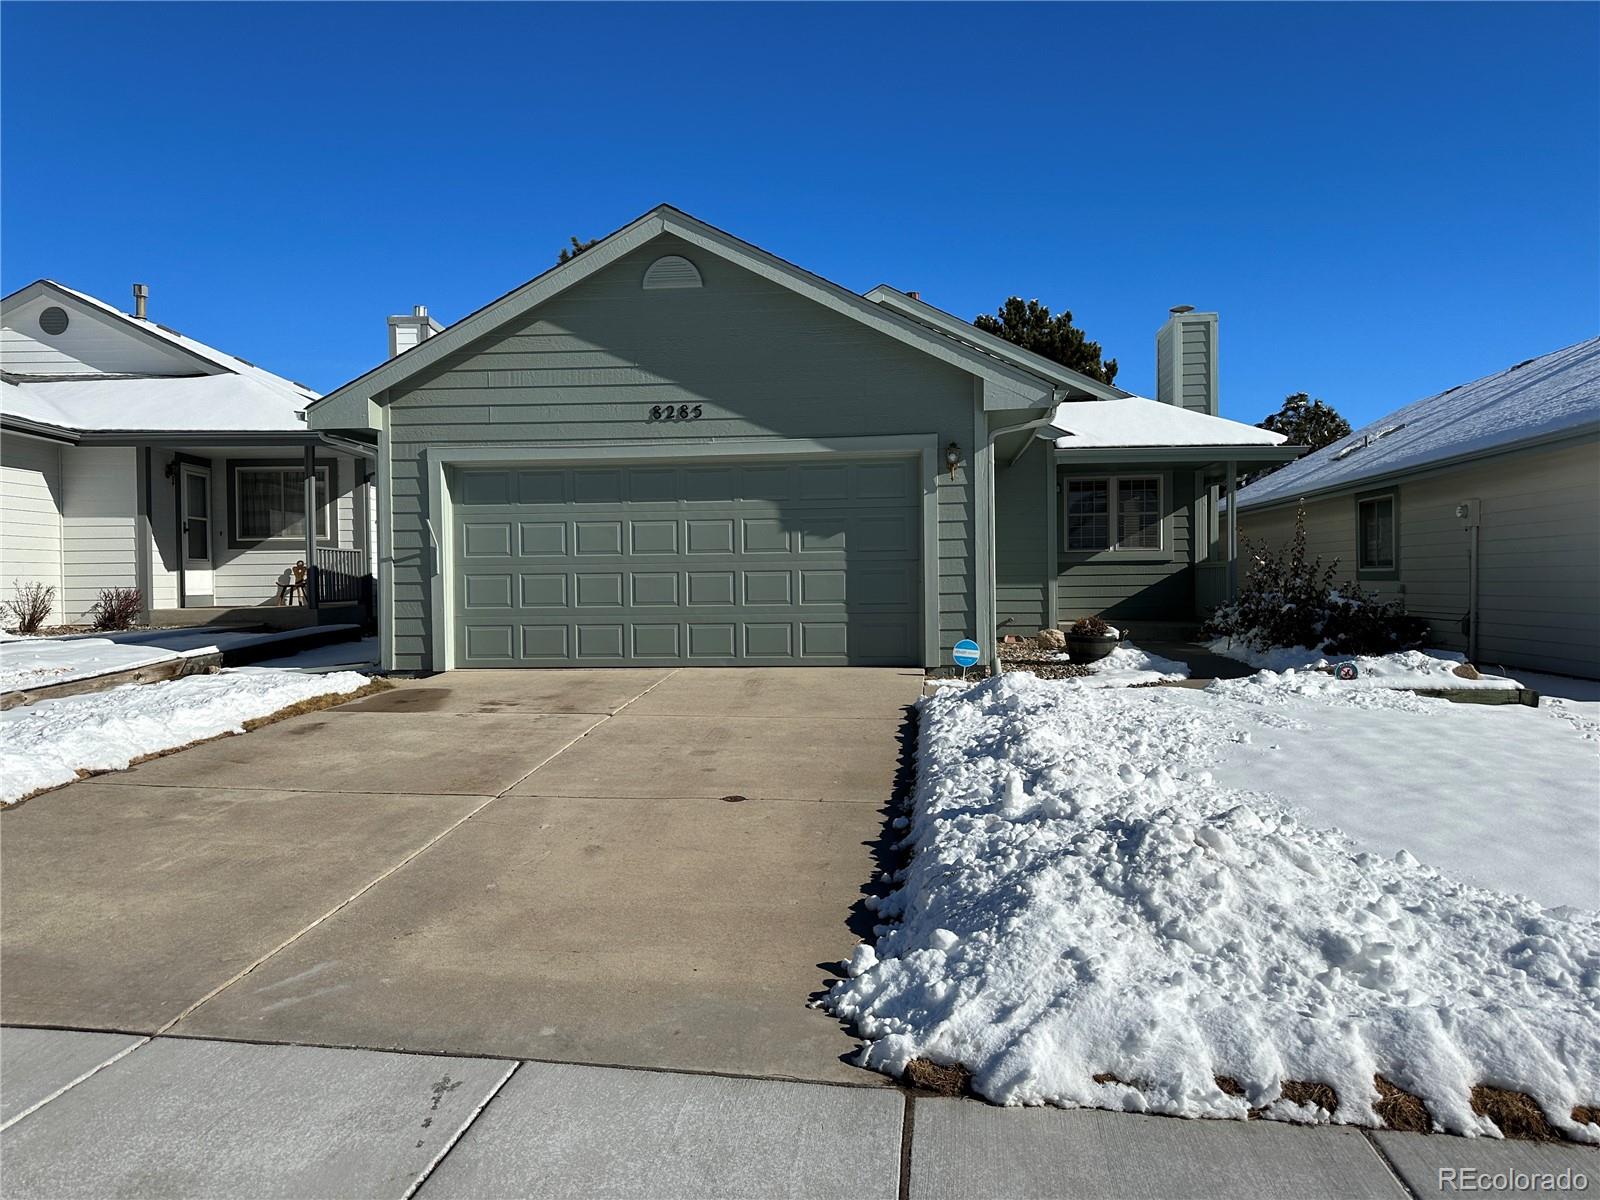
(1, 667), (919, 1083)
(4, 1028), (1592, 1199)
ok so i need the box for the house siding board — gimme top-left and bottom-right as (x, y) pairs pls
(1, 433), (64, 612)
(60, 447), (137, 621)
(994, 447), (1049, 635)
(1238, 439), (1600, 677)
(382, 234), (976, 671)
(1055, 464), (1198, 622)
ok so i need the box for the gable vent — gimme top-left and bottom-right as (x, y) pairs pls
(38, 306), (69, 335)
(642, 255), (703, 290)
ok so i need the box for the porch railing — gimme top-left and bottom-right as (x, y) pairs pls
(314, 548), (368, 606)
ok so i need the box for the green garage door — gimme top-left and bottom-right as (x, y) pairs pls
(451, 459), (923, 667)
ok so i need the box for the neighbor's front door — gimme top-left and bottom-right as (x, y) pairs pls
(180, 463), (214, 606)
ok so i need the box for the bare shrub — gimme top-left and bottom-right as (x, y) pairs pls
(4, 580), (56, 634)
(88, 587), (143, 631)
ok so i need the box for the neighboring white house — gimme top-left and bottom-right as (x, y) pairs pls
(1235, 337), (1600, 679)
(1, 280), (375, 627)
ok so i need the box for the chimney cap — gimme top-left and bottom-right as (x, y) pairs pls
(1169, 304), (1195, 315)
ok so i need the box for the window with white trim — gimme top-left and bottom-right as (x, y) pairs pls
(1357, 494), (1396, 572)
(232, 464), (331, 543)
(1063, 475), (1164, 552)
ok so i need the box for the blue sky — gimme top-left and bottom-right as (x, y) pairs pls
(3, 2), (1595, 426)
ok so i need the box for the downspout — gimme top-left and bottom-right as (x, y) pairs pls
(984, 408), (1061, 675)
(1225, 460), (1239, 599)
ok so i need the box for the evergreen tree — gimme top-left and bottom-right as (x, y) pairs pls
(1249, 392), (1353, 481)
(557, 236), (601, 265)
(973, 297), (1118, 385)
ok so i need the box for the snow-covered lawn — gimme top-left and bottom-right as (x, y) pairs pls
(0, 631), (195, 693)
(0, 669), (373, 804)
(1205, 639), (1522, 692)
(828, 670), (1600, 1140)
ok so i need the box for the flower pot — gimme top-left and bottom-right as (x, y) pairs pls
(1066, 633), (1120, 663)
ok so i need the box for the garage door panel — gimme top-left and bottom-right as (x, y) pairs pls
(452, 459), (922, 666)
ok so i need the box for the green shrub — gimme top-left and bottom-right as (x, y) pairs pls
(1203, 506), (1428, 656)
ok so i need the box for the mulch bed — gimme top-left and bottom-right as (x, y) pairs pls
(998, 641), (1094, 681)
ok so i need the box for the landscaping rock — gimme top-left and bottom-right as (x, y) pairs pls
(1036, 628), (1066, 651)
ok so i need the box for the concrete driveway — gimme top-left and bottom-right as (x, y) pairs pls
(0, 667), (921, 1084)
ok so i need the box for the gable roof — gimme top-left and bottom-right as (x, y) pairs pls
(864, 286), (1128, 401)
(307, 204), (1065, 428)
(1235, 336), (1600, 510)
(1048, 395), (1290, 450)
(1, 280), (317, 435)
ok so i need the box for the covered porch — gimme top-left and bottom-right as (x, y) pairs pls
(137, 434), (376, 629)
(990, 402), (1302, 646)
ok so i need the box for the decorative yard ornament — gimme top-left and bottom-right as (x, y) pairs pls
(946, 443), (961, 479)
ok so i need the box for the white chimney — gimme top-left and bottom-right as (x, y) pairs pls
(388, 304), (441, 358)
(1155, 305), (1219, 416)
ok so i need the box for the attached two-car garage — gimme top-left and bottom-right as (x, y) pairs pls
(450, 457), (924, 667)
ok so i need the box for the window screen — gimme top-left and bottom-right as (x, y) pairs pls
(1065, 480), (1111, 551)
(235, 466), (329, 541)
(1358, 496), (1395, 570)
(1117, 478), (1162, 550)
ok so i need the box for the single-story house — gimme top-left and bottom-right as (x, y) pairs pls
(307, 204), (1299, 673)
(1234, 337), (1600, 679)
(1, 280), (375, 627)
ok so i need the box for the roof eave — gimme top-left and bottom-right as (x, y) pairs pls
(1053, 442), (1303, 464)
(1235, 423), (1600, 511)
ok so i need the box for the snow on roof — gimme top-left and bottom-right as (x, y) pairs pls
(45, 282), (318, 404)
(3, 281), (318, 433)
(1235, 337), (1600, 510)
(4, 374), (313, 432)
(1048, 395), (1288, 449)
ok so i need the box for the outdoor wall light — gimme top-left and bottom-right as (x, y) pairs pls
(946, 442), (961, 479)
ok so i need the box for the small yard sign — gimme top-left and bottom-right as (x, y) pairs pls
(1334, 661), (1359, 680)
(953, 639), (981, 669)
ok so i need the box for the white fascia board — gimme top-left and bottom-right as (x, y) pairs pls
(306, 389), (382, 433)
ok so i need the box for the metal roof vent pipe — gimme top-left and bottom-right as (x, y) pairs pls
(907, 291), (920, 300)
(132, 283), (149, 320)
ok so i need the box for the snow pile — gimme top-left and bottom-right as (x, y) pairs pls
(1207, 640), (1521, 691)
(0, 635), (205, 693)
(1071, 644), (1189, 688)
(828, 672), (1600, 1138)
(0, 669), (371, 803)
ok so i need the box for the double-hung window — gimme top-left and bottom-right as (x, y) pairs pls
(1063, 475), (1164, 553)
(1356, 492), (1397, 575)
(231, 463), (331, 544)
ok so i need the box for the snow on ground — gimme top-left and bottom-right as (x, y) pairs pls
(1206, 640), (1522, 691)
(0, 635), (193, 693)
(828, 671), (1600, 1138)
(1073, 644), (1189, 688)
(242, 635), (379, 673)
(0, 669), (371, 804)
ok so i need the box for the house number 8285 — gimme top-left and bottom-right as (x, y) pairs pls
(648, 404), (703, 422)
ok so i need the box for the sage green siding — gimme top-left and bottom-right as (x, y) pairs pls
(1054, 463), (1201, 623)
(1238, 438), (1600, 678)
(994, 446), (1051, 634)
(383, 235), (976, 671)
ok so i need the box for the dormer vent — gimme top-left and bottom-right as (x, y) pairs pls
(642, 255), (703, 290)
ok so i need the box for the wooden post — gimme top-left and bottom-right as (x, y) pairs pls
(304, 445), (319, 616)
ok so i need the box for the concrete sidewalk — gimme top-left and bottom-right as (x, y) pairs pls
(5, 1028), (1593, 1199)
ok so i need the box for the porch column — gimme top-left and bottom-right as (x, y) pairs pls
(304, 445), (319, 616)
(135, 445), (154, 623)
(1225, 459), (1239, 599)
